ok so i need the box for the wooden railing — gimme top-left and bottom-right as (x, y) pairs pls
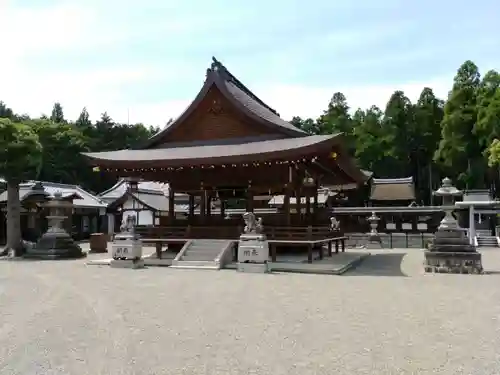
(135, 225), (343, 243)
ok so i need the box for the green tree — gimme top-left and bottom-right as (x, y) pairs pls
(381, 90), (414, 177)
(488, 139), (500, 167)
(434, 60), (482, 188)
(290, 116), (319, 135)
(0, 101), (15, 120)
(0, 119), (42, 255)
(76, 107), (92, 129)
(50, 102), (65, 123)
(316, 92), (355, 152)
(413, 88), (444, 202)
(31, 119), (88, 184)
(474, 70), (500, 149)
(353, 106), (386, 173)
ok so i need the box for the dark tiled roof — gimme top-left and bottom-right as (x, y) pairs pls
(84, 134), (340, 166)
(370, 177), (415, 201)
(218, 62), (305, 135)
(0, 181), (106, 208)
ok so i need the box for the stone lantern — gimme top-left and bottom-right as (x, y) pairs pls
(24, 191), (85, 259)
(366, 211), (383, 248)
(424, 178), (483, 274)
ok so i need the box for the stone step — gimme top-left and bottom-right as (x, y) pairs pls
(186, 245), (222, 251)
(171, 260), (220, 269)
(181, 255), (218, 261)
(184, 249), (220, 255)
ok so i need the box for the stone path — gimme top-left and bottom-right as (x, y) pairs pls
(1, 248), (500, 374)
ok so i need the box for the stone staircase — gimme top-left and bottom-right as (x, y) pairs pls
(170, 239), (234, 269)
(476, 230), (499, 248)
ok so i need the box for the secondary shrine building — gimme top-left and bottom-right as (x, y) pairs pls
(84, 58), (367, 256)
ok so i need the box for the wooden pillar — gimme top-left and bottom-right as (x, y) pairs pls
(206, 192), (212, 217)
(271, 243), (277, 262)
(188, 194), (195, 219)
(168, 186), (175, 220)
(284, 185), (291, 226)
(295, 188), (301, 222)
(246, 182), (254, 213)
(305, 188), (311, 225)
(220, 198), (226, 219)
(313, 180), (319, 224)
(307, 243), (313, 263)
(200, 185), (206, 223)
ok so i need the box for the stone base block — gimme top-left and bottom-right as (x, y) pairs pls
(424, 251), (483, 274)
(110, 259), (145, 269)
(237, 262), (269, 273)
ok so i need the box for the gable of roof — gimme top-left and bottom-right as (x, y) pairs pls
(370, 177), (415, 201)
(144, 57), (305, 148)
(99, 179), (169, 201)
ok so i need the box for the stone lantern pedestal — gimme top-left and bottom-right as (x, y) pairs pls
(424, 178), (483, 274)
(24, 191), (85, 260)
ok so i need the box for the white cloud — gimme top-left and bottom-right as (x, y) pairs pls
(0, 1), (455, 127)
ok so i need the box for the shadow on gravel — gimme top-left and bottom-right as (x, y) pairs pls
(344, 252), (408, 277)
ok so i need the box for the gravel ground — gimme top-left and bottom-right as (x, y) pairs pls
(1, 248), (500, 375)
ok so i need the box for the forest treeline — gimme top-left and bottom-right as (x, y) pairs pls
(2, 59), (500, 204)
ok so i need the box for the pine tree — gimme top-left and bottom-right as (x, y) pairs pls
(50, 102), (65, 123)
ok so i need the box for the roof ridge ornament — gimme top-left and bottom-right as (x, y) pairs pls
(209, 56), (280, 117)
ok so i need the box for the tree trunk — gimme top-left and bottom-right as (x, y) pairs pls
(5, 180), (23, 256)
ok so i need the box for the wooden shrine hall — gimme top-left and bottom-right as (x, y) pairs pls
(83, 57), (368, 262)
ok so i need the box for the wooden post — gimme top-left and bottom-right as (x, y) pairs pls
(305, 188), (311, 224)
(271, 243), (277, 262)
(327, 241), (332, 256)
(295, 189), (301, 222)
(188, 194), (195, 219)
(206, 192), (212, 217)
(220, 197), (226, 218)
(307, 225), (313, 263)
(200, 186), (206, 223)
(168, 186), (175, 220)
(307, 243), (313, 263)
(313, 180), (319, 224)
(246, 182), (254, 213)
(284, 187), (291, 226)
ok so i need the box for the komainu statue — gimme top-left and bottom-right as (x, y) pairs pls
(330, 216), (340, 231)
(243, 212), (263, 234)
(120, 214), (137, 233)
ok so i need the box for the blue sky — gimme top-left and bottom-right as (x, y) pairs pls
(1, 0), (499, 126)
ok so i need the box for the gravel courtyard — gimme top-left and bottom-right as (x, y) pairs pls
(1, 248), (500, 375)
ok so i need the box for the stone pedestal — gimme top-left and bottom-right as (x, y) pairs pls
(110, 258), (145, 269)
(424, 229), (483, 274)
(24, 191), (85, 260)
(111, 233), (143, 260)
(237, 233), (269, 273)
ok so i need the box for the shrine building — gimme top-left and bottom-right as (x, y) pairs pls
(83, 57), (368, 263)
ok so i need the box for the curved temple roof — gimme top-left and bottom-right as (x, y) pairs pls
(85, 134), (340, 167)
(144, 57), (305, 148)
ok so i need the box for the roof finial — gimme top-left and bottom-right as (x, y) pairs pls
(211, 56), (223, 72)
